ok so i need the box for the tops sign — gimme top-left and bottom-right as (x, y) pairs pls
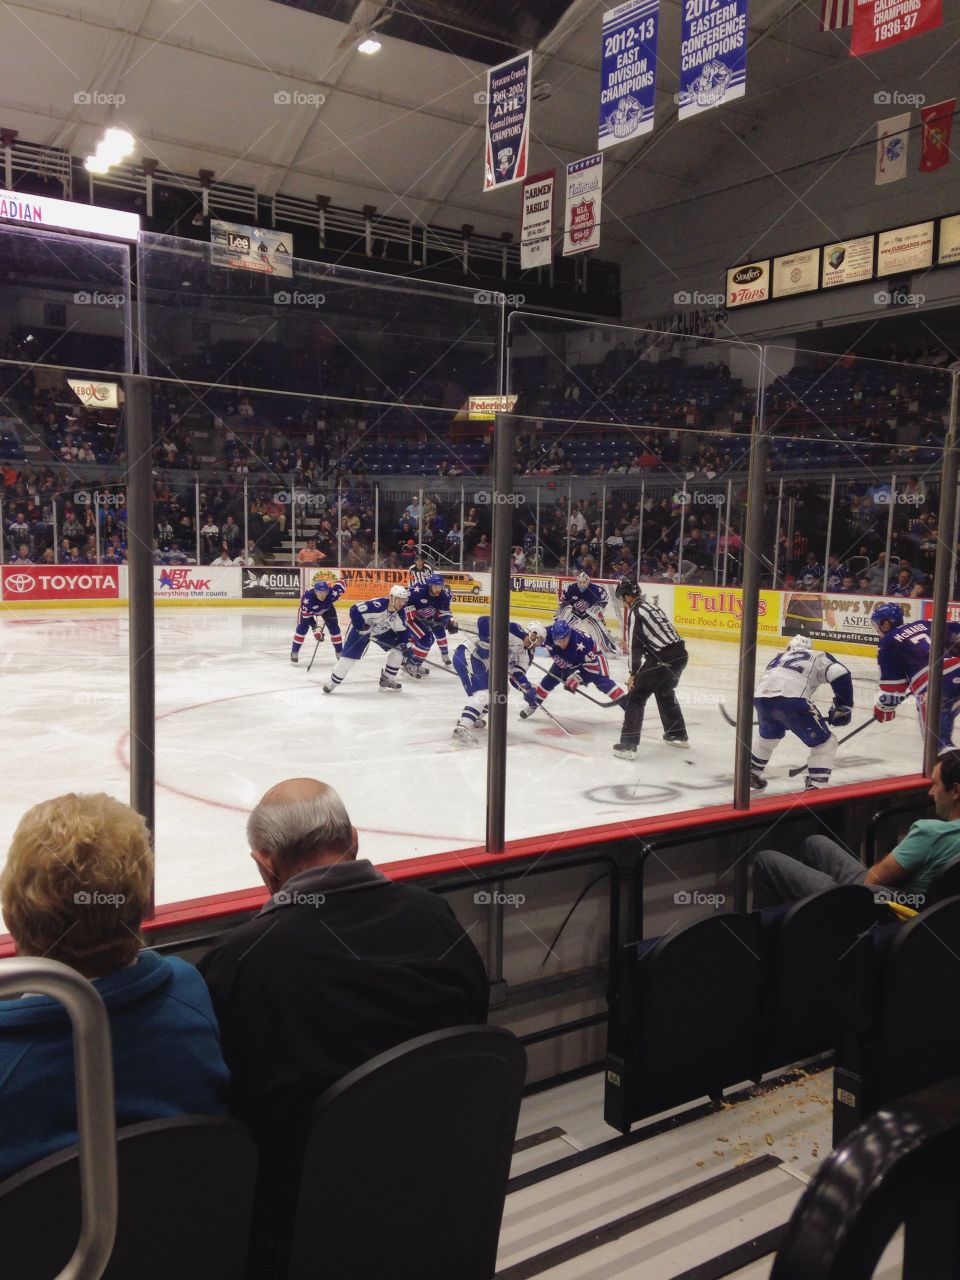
(0, 189), (139, 242)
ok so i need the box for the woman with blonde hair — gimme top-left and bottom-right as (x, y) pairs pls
(0, 793), (228, 1180)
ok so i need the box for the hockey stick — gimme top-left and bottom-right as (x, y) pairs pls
(787, 717), (875, 776)
(306, 620), (326, 672)
(718, 700), (758, 729)
(530, 658), (623, 709)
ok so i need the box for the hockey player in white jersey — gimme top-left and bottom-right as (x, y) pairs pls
(451, 617), (541, 746)
(322, 585), (411, 693)
(750, 634), (854, 790)
(556, 572), (620, 655)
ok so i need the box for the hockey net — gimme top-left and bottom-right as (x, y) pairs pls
(556, 576), (628, 656)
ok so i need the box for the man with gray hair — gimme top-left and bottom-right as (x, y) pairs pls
(198, 777), (488, 1275)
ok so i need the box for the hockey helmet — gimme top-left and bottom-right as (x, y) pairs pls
(871, 602), (904, 631)
(552, 619), (572, 642)
(526, 621), (547, 644)
(426, 573), (445, 588)
(389, 584), (410, 604)
(576, 570), (590, 588)
(786, 633), (812, 653)
(615, 577), (640, 600)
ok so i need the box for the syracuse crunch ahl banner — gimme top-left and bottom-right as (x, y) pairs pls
(677, 0), (748, 121)
(598, 0), (660, 150)
(484, 52), (532, 191)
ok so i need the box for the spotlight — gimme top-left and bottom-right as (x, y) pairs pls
(357, 37), (381, 54)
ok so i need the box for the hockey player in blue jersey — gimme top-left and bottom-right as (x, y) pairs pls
(872, 602), (960, 749)
(520, 619), (626, 718)
(557, 571), (619, 654)
(750, 634), (854, 791)
(291, 573), (345, 664)
(451, 616), (541, 746)
(402, 573), (458, 677)
(322, 584), (411, 693)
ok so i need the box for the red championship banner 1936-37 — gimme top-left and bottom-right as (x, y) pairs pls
(1, 564), (120, 602)
(850, 0), (941, 56)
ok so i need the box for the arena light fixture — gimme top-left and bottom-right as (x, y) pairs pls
(84, 127), (135, 176)
(357, 37), (382, 53)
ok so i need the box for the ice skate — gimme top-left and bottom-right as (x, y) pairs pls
(452, 724), (479, 747)
(379, 673), (403, 691)
(750, 771), (767, 791)
(613, 743), (637, 761)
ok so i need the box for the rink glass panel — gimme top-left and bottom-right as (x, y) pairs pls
(0, 360), (131, 923)
(758, 345), (955, 791)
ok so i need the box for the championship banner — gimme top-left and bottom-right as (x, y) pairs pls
(677, 0), (748, 122)
(67, 378), (120, 409)
(851, 0), (941, 56)
(483, 52), (532, 192)
(563, 154), (603, 257)
(598, 0), (659, 151)
(520, 172), (555, 269)
(211, 220), (293, 277)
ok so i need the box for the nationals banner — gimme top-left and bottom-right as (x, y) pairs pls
(484, 52), (532, 191)
(851, 0), (941, 56)
(598, 0), (659, 150)
(520, 172), (555, 269)
(677, 0), (748, 121)
(563, 154), (604, 256)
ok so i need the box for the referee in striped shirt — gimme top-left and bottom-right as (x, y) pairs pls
(613, 578), (689, 760)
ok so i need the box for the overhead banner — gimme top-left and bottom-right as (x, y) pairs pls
(919, 99), (954, 172)
(677, 0), (748, 121)
(875, 113), (910, 184)
(67, 378), (120, 409)
(210, 220), (292, 277)
(520, 171), (555, 269)
(851, 0), (941, 56)
(598, 0), (659, 150)
(483, 51), (532, 192)
(563, 154), (604, 256)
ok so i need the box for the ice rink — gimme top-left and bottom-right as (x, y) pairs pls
(0, 606), (927, 909)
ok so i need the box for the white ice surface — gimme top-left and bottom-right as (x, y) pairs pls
(0, 606), (926, 909)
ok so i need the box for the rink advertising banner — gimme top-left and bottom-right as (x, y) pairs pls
(782, 592), (923, 647)
(563, 154), (604, 256)
(919, 99), (954, 172)
(875, 113), (910, 184)
(1, 564), (119, 603)
(67, 378), (120, 409)
(821, 235), (875, 287)
(851, 0), (941, 56)
(673, 587), (781, 638)
(939, 214), (960, 266)
(771, 248), (820, 298)
(598, 0), (659, 151)
(154, 565), (239, 600)
(241, 567), (302, 600)
(726, 260), (770, 307)
(313, 567), (406, 603)
(210, 220), (293, 277)
(520, 172), (555, 269)
(677, 0), (748, 122)
(484, 52), (532, 192)
(510, 574), (564, 615)
(876, 221), (934, 273)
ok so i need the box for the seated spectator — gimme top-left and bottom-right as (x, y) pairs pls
(753, 751), (960, 908)
(472, 534), (492, 569)
(0, 793), (229, 1181)
(11, 542), (33, 565)
(199, 778), (488, 1274)
(234, 539), (262, 566)
(297, 537), (323, 566)
(210, 543), (234, 567)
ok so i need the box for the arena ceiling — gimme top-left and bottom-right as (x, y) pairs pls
(1, 0), (958, 263)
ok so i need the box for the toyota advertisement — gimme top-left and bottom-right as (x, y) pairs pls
(1, 565), (120, 602)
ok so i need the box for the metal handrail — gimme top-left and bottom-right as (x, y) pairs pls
(771, 1074), (960, 1280)
(0, 958), (117, 1280)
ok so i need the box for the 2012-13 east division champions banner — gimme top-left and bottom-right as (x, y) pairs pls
(598, 0), (660, 150)
(484, 52), (532, 192)
(677, 0), (748, 122)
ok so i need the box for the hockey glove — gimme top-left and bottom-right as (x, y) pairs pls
(873, 703), (896, 723)
(446, 620), (459, 634)
(828, 705), (852, 727)
(565, 674), (583, 693)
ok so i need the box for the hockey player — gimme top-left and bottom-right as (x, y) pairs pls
(451, 617), (541, 746)
(402, 573), (458, 677)
(871, 603), (960, 749)
(613, 578), (690, 760)
(521, 619), (626, 718)
(291, 573), (345, 664)
(749, 633), (854, 790)
(322, 584), (411, 693)
(557, 571), (619, 654)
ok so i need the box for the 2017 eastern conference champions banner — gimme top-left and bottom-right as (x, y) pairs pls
(484, 52), (532, 191)
(598, 0), (660, 150)
(677, 0), (748, 121)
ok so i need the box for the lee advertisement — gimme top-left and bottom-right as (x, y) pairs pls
(598, 0), (659, 150)
(674, 586), (781, 638)
(210, 220), (293, 277)
(1, 564), (120, 603)
(242, 567), (302, 600)
(782, 592), (923, 646)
